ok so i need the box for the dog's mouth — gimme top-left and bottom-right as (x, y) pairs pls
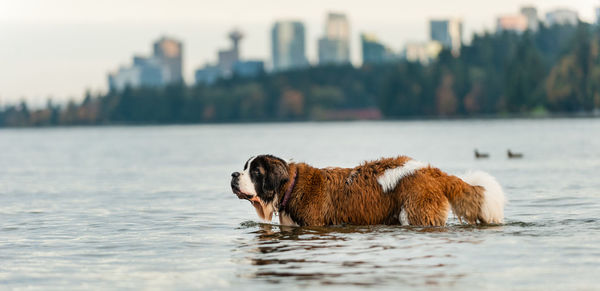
(232, 187), (253, 200)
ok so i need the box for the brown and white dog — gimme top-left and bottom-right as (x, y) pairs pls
(230, 155), (506, 227)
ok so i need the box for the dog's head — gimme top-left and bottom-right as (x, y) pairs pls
(230, 155), (290, 221)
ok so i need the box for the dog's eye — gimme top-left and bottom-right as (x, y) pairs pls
(252, 170), (261, 176)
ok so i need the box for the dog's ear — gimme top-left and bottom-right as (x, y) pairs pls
(262, 157), (289, 200)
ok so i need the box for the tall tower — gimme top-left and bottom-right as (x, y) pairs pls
(430, 18), (462, 56)
(153, 36), (183, 84)
(361, 33), (386, 64)
(318, 12), (351, 65)
(217, 29), (244, 76)
(229, 29), (244, 60)
(271, 21), (309, 71)
(545, 9), (579, 26)
(520, 6), (539, 32)
(324, 13), (350, 40)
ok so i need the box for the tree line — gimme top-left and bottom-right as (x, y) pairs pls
(2, 22), (600, 127)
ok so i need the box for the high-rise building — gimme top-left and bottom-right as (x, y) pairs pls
(546, 9), (579, 26)
(430, 18), (463, 56)
(271, 21), (309, 71)
(133, 56), (167, 87)
(108, 36), (183, 92)
(108, 56), (169, 92)
(153, 36), (183, 83)
(325, 13), (350, 40)
(318, 38), (349, 65)
(361, 33), (397, 65)
(318, 13), (351, 65)
(496, 15), (528, 33)
(520, 6), (539, 32)
(361, 34), (386, 64)
(108, 66), (141, 92)
(217, 30), (243, 77)
(596, 7), (600, 25)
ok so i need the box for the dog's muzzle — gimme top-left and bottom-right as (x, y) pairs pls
(231, 172), (252, 200)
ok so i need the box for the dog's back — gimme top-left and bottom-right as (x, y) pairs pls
(284, 156), (505, 226)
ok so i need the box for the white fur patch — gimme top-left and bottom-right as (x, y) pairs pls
(377, 160), (429, 193)
(279, 212), (299, 227)
(461, 171), (507, 224)
(399, 208), (409, 226)
(238, 156), (257, 196)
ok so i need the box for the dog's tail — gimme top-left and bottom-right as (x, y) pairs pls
(445, 171), (506, 224)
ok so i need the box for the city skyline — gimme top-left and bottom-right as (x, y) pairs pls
(1, 0), (599, 105)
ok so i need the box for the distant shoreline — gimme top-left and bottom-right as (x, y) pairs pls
(2, 111), (599, 129)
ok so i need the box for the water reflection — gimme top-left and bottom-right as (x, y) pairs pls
(233, 221), (489, 287)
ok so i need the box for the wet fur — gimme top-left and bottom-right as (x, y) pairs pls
(233, 155), (505, 227)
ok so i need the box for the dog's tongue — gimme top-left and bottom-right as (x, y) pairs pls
(249, 196), (273, 222)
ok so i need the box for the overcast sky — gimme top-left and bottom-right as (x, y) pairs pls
(1, 0), (599, 105)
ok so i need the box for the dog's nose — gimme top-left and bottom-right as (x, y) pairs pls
(231, 172), (240, 178)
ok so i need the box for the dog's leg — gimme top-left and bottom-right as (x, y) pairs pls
(404, 193), (449, 226)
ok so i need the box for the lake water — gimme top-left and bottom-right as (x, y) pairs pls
(1, 119), (600, 290)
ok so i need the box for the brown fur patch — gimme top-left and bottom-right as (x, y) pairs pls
(265, 156), (488, 227)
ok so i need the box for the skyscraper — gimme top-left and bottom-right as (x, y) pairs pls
(361, 33), (398, 65)
(430, 18), (463, 56)
(520, 6), (539, 32)
(361, 34), (386, 64)
(318, 13), (351, 65)
(153, 36), (183, 84)
(108, 36), (183, 91)
(108, 66), (141, 92)
(545, 9), (579, 26)
(596, 7), (600, 25)
(271, 21), (309, 72)
(133, 56), (167, 87)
